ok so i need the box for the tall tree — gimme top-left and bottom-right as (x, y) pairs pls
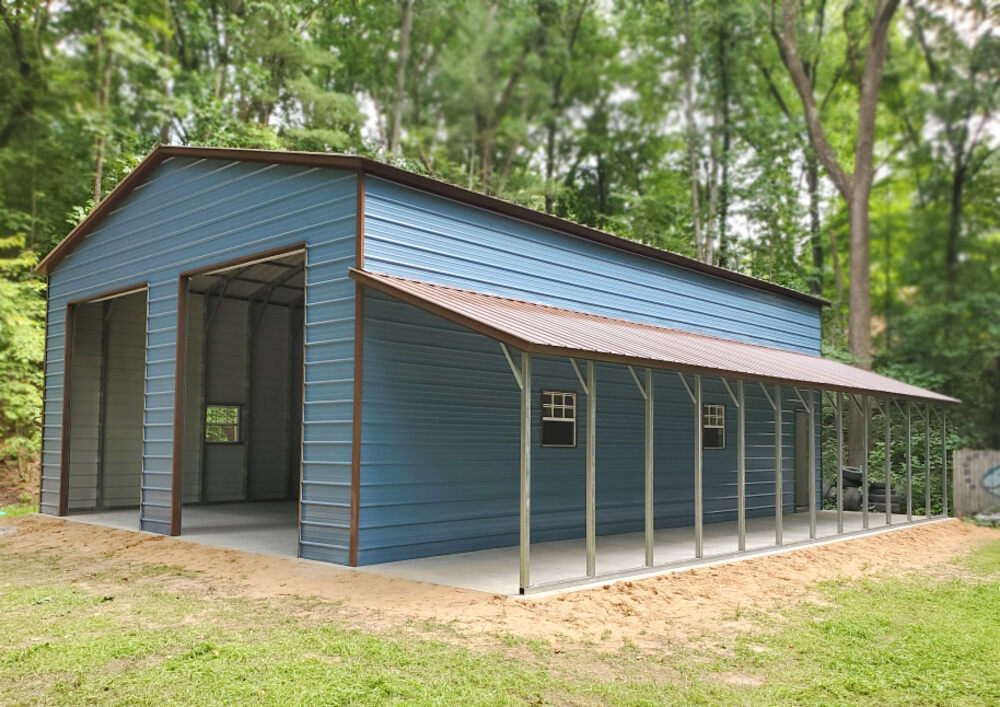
(771, 0), (900, 372)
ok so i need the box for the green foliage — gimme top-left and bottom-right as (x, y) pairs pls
(0, 0), (998, 470)
(0, 237), (44, 463)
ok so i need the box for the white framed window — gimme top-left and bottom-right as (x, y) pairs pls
(703, 403), (725, 449)
(541, 391), (577, 447)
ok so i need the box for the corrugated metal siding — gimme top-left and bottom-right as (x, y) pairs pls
(40, 158), (356, 559)
(248, 303), (292, 500)
(182, 294), (205, 503)
(66, 303), (102, 510)
(204, 297), (248, 502)
(100, 293), (146, 508)
(363, 177), (821, 354)
(358, 291), (812, 565)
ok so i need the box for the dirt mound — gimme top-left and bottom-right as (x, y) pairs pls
(2, 514), (997, 648)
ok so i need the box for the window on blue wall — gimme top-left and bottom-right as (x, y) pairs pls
(703, 404), (726, 449)
(541, 391), (577, 447)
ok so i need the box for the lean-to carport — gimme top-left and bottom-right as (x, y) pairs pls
(351, 269), (959, 595)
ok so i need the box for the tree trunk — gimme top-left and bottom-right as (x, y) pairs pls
(93, 10), (114, 204)
(942, 158), (965, 347)
(846, 192), (872, 466)
(389, 0), (415, 155)
(806, 151), (822, 294)
(681, 0), (702, 260)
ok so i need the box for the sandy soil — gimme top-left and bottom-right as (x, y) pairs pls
(1, 514), (997, 649)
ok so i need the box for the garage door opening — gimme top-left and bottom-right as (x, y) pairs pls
(177, 249), (306, 556)
(62, 288), (148, 516)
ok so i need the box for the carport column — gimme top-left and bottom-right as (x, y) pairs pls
(924, 404), (931, 517)
(519, 351), (532, 592)
(835, 392), (844, 533)
(941, 411), (948, 517)
(807, 391), (817, 539)
(644, 368), (654, 567)
(905, 402), (913, 521)
(774, 384), (782, 546)
(884, 397), (892, 525)
(737, 380), (746, 552)
(694, 374), (703, 558)
(585, 360), (596, 577)
(862, 395), (870, 530)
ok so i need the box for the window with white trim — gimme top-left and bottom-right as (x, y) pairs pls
(541, 391), (577, 447)
(703, 403), (725, 449)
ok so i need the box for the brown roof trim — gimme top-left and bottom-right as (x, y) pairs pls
(37, 145), (829, 307)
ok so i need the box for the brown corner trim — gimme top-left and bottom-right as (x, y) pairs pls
(170, 275), (189, 536)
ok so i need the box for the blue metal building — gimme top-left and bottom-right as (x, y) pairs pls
(37, 146), (956, 593)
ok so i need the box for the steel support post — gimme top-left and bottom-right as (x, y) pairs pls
(519, 352), (531, 593)
(905, 401), (913, 521)
(775, 384), (783, 546)
(924, 403), (931, 517)
(862, 396), (870, 530)
(941, 411), (948, 517)
(835, 392), (844, 533)
(885, 397), (892, 525)
(807, 392), (817, 539)
(694, 374), (703, 558)
(737, 380), (746, 552)
(644, 368), (654, 567)
(585, 360), (596, 577)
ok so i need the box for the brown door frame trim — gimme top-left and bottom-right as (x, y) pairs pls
(58, 281), (149, 516)
(171, 241), (309, 537)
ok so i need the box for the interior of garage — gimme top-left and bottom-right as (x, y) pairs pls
(64, 250), (306, 557)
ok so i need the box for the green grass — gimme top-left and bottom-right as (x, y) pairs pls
(1, 539), (999, 705)
(0, 500), (36, 518)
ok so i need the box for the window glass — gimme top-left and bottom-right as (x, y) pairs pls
(703, 403), (725, 449)
(541, 391), (577, 447)
(206, 405), (240, 443)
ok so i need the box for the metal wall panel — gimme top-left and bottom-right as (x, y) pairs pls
(358, 291), (808, 564)
(248, 303), (292, 500)
(363, 177), (822, 354)
(181, 294), (205, 503)
(41, 158), (356, 560)
(100, 292), (146, 508)
(204, 298), (248, 502)
(66, 303), (102, 510)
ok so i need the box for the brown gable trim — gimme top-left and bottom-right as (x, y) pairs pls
(38, 145), (827, 307)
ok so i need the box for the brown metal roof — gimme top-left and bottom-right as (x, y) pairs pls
(37, 145), (827, 307)
(351, 269), (958, 404)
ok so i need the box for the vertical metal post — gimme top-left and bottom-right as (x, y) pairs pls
(836, 392), (844, 534)
(694, 374), (703, 558)
(807, 391), (817, 539)
(905, 401), (913, 521)
(924, 403), (931, 517)
(775, 384), (783, 546)
(519, 352), (531, 593)
(644, 368), (654, 567)
(737, 380), (746, 552)
(884, 397), (892, 525)
(862, 395), (870, 530)
(585, 360), (596, 576)
(941, 410), (948, 517)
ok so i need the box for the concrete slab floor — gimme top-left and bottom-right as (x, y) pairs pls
(67, 501), (299, 558)
(358, 510), (931, 596)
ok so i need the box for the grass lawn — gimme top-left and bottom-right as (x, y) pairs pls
(1, 532), (998, 705)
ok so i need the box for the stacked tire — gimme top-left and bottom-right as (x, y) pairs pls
(830, 467), (901, 514)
